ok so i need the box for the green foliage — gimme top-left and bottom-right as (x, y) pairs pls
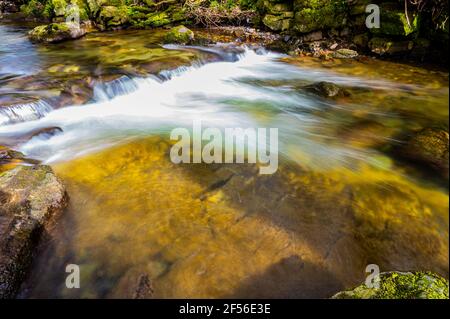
(43, 1), (55, 19)
(20, 0), (45, 18)
(238, 0), (257, 10)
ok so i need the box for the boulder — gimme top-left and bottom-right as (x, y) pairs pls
(262, 14), (292, 31)
(293, 0), (348, 33)
(98, 5), (129, 30)
(332, 271), (449, 299)
(352, 33), (369, 48)
(164, 25), (194, 44)
(370, 5), (420, 37)
(28, 22), (87, 43)
(0, 146), (24, 163)
(0, 165), (68, 298)
(303, 81), (349, 98)
(400, 128), (449, 180)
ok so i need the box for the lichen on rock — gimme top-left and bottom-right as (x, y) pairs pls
(332, 271), (449, 299)
(28, 22), (88, 43)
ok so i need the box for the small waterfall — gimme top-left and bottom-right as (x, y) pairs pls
(92, 76), (140, 102)
(0, 100), (53, 126)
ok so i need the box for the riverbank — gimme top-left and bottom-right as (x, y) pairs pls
(1, 1), (449, 66)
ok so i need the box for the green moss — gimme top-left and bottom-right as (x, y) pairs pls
(371, 6), (420, 37)
(29, 23), (70, 41)
(20, 0), (45, 18)
(144, 11), (171, 27)
(333, 271), (449, 299)
(164, 25), (194, 44)
(262, 14), (292, 31)
(293, 0), (348, 33)
(98, 5), (130, 28)
(51, 0), (68, 16)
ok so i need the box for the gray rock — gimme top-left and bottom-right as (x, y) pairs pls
(0, 165), (68, 298)
(28, 22), (88, 44)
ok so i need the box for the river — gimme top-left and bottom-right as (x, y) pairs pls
(0, 22), (448, 298)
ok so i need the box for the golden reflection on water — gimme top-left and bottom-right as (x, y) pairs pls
(22, 133), (448, 298)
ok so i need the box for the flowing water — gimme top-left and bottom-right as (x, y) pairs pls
(0, 23), (448, 298)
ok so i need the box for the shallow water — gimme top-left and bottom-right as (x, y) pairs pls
(0, 24), (448, 298)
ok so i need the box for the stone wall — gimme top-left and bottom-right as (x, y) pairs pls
(259, 0), (448, 59)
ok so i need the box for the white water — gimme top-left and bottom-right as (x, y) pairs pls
(0, 48), (405, 167)
(0, 100), (53, 126)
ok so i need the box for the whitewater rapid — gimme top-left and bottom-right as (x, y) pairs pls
(0, 47), (413, 168)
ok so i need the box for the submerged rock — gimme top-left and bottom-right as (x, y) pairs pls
(0, 165), (68, 298)
(332, 271), (449, 299)
(0, 146), (24, 163)
(164, 25), (194, 45)
(400, 128), (449, 180)
(28, 22), (88, 43)
(303, 81), (349, 98)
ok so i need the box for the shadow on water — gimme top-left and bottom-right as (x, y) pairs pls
(225, 255), (343, 299)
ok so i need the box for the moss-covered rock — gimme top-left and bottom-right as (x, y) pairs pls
(164, 25), (194, 44)
(0, 146), (24, 163)
(332, 271), (449, 299)
(352, 33), (369, 48)
(371, 4), (420, 37)
(293, 0), (348, 33)
(28, 22), (87, 43)
(303, 81), (349, 98)
(262, 13), (292, 31)
(0, 165), (68, 298)
(400, 128), (449, 180)
(144, 11), (171, 27)
(98, 5), (129, 29)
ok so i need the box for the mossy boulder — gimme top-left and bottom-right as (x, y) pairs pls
(98, 5), (129, 29)
(262, 13), (292, 31)
(28, 22), (87, 43)
(0, 165), (68, 298)
(144, 11), (171, 27)
(293, 0), (348, 33)
(400, 128), (449, 179)
(352, 33), (369, 48)
(164, 25), (194, 44)
(332, 271), (449, 299)
(303, 81), (349, 98)
(371, 5), (420, 37)
(0, 146), (24, 163)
